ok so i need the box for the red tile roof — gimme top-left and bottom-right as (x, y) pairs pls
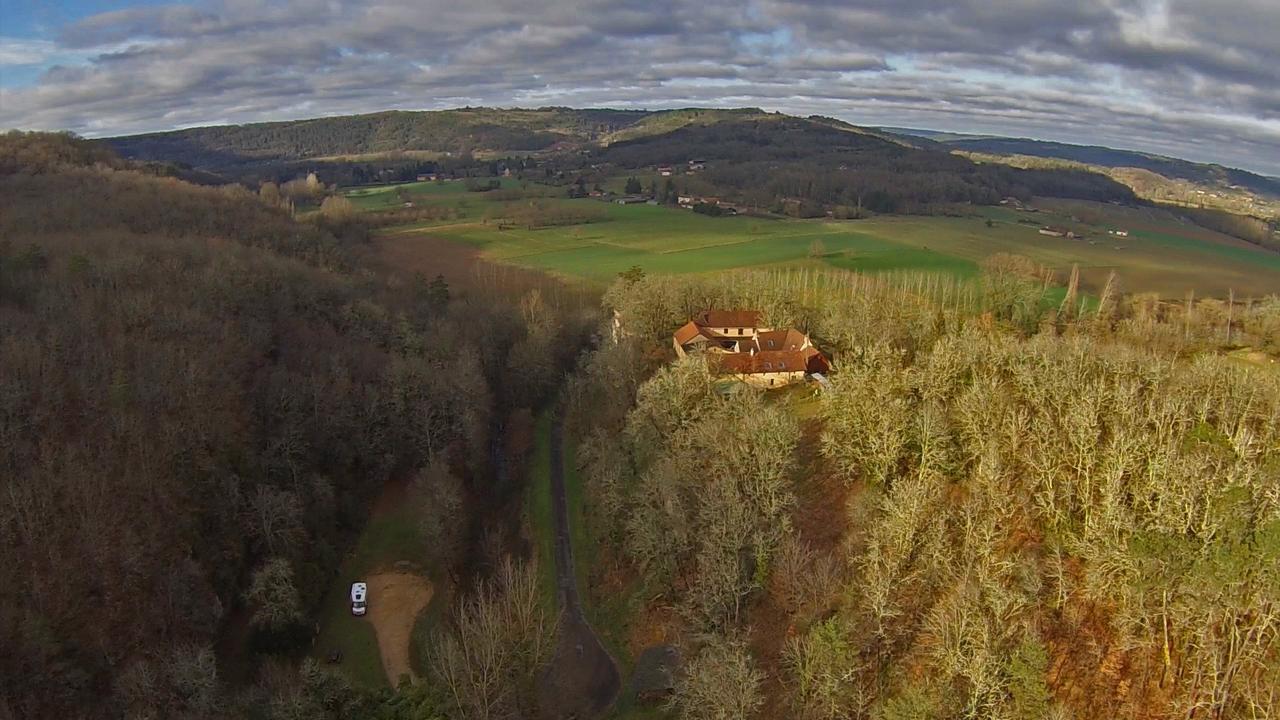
(675, 311), (829, 379)
(754, 329), (807, 352)
(673, 321), (709, 345)
(713, 350), (807, 375)
(693, 309), (762, 328)
(802, 346), (830, 374)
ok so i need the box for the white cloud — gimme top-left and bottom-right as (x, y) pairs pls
(0, 37), (59, 65)
(0, 0), (1277, 175)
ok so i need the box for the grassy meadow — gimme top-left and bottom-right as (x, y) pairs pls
(351, 180), (1280, 298)
(344, 177), (528, 211)
(311, 480), (441, 689)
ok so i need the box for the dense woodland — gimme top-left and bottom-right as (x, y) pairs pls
(0, 132), (590, 719)
(569, 269), (1280, 720)
(106, 108), (651, 171)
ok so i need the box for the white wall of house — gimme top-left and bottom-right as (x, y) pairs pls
(731, 370), (806, 388)
(709, 326), (771, 337)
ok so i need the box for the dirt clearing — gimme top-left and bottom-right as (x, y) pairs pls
(366, 572), (434, 686)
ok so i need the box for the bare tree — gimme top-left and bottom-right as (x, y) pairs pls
(674, 635), (764, 720)
(428, 558), (557, 720)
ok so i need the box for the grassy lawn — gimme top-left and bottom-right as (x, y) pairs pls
(526, 412), (559, 610)
(311, 485), (437, 688)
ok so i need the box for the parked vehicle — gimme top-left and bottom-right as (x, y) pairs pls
(350, 582), (368, 616)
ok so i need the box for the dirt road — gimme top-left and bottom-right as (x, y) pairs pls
(366, 572), (433, 686)
(537, 413), (621, 719)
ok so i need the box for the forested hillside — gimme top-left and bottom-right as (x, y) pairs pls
(107, 108), (651, 170)
(568, 269), (1280, 720)
(105, 107), (1138, 216)
(592, 115), (1136, 214)
(0, 132), (589, 719)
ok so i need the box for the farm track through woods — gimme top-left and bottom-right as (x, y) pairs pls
(536, 413), (621, 719)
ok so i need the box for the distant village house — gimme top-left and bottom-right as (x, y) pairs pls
(1038, 226), (1081, 239)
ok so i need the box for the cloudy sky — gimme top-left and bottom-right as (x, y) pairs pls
(2, 0), (1278, 175)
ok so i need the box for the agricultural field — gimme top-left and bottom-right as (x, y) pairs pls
(355, 180), (1280, 298)
(343, 177), (529, 210)
(376, 199), (978, 282)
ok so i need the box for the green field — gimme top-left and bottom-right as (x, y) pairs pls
(381, 201), (977, 281)
(354, 179), (1280, 298)
(344, 177), (528, 210)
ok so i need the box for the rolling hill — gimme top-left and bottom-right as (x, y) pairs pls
(106, 107), (652, 170)
(881, 127), (1280, 201)
(109, 110), (1280, 205)
(106, 108), (1135, 210)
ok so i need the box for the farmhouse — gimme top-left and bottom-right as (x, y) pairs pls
(1038, 226), (1083, 239)
(673, 310), (829, 388)
(658, 165), (675, 176)
(676, 195), (727, 210)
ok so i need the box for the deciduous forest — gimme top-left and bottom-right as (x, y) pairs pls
(0, 132), (590, 719)
(570, 269), (1280, 720)
(592, 116), (1137, 214)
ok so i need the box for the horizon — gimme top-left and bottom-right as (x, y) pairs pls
(87, 104), (1280, 179)
(2, 1), (1279, 176)
(74, 104), (1279, 180)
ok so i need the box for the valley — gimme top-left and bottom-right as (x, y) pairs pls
(3, 108), (1279, 720)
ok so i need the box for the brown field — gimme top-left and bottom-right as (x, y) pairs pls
(369, 231), (600, 310)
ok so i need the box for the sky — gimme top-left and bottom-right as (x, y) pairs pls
(1, 0), (1278, 176)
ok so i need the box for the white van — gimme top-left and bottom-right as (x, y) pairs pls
(350, 582), (368, 616)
